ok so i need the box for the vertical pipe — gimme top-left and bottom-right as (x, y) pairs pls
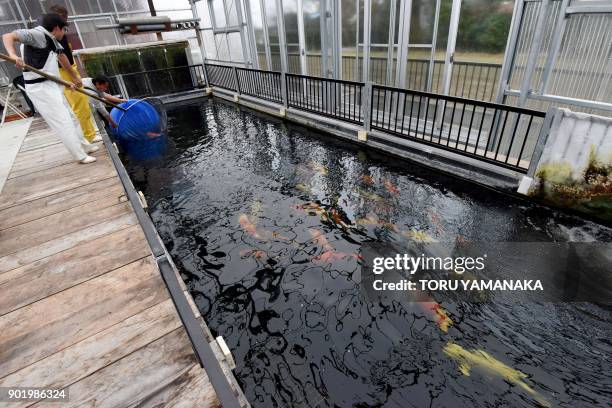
(362, 0), (371, 83)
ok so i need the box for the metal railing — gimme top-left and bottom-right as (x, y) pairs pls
(370, 84), (546, 172)
(286, 73), (364, 125)
(204, 63), (237, 91)
(110, 65), (206, 99)
(236, 67), (283, 103)
(203, 62), (545, 172)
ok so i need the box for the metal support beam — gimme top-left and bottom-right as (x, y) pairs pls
(275, 0), (288, 73)
(385, 0), (397, 86)
(495, 0), (524, 103)
(259, 0), (272, 70)
(426, 0), (441, 92)
(440, 0), (460, 96)
(234, 0), (252, 67)
(362, 0), (371, 82)
(518, 0), (551, 106)
(540, 0), (570, 94)
(331, 0), (342, 80)
(297, 0), (308, 75)
(354, 0), (360, 81)
(394, 0), (412, 89)
(190, 0), (208, 65)
(320, 0), (329, 78)
(243, 0), (260, 69)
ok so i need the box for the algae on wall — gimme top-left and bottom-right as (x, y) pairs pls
(527, 109), (612, 221)
(74, 40), (190, 98)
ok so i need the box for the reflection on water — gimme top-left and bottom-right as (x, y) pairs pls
(124, 99), (612, 408)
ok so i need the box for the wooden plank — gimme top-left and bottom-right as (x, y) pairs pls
(51, 329), (207, 408)
(134, 364), (220, 408)
(0, 224), (150, 316)
(9, 148), (81, 179)
(0, 176), (121, 231)
(0, 299), (186, 408)
(0, 256), (168, 378)
(0, 156), (115, 210)
(0, 212), (138, 274)
(0, 200), (132, 257)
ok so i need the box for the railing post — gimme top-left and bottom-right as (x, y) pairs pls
(281, 72), (288, 108)
(517, 107), (557, 194)
(363, 81), (373, 132)
(233, 66), (241, 94)
(203, 63), (210, 88)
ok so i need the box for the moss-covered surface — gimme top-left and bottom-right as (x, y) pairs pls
(533, 148), (612, 221)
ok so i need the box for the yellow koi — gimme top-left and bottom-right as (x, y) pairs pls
(443, 342), (550, 407)
(308, 161), (328, 175)
(402, 229), (435, 242)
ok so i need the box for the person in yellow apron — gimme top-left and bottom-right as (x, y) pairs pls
(2, 14), (98, 163)
(50, 4), (100, 143)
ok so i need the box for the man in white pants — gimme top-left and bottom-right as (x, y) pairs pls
(2, 13), (98, 164)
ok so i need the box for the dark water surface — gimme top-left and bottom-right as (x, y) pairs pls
(124, 98), (612, 408)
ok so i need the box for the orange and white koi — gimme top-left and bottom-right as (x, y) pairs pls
(308, 229), (360, 263)
(361, 175), (375, 185)
(239, 214), (261, 238)
(382, 178), (400, 195)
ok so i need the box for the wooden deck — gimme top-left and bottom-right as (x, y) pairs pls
(0, 118), (226, 407)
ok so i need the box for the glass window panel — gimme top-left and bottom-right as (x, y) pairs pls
(196, 1), (212, 28)
(370, 0), (391, 45)
(98, 0), (117, 13)
(227, 31), (242, 62)
(22, 0), (44, 20)
(114, 0), (150, 12)
(215, 33), (229, 60)
(225, 0), (238, 26)
(248, 0), (267, 69)
(202, 30), (217, 59)
(75, 18), (119, 48)
(410, 0), (435, 45)
(212, 0), (225, 27)
(303, 0), (320, 53)
(283, 0), (298, 45)
(0, 2), (15, 21)
(71, 0), (101, 15)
